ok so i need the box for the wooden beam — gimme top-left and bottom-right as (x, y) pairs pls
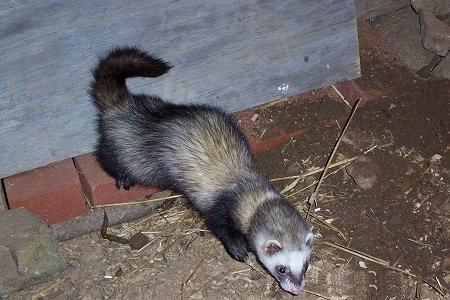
(0, 0), (359, 177)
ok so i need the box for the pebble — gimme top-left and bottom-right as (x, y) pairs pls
(0, 208), (68, 297)
(345, 156), (379, 189)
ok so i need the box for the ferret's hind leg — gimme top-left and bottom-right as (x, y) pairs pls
(115, 174), (134, 190)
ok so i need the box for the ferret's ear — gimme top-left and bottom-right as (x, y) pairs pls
(263, 240), (282, 255)
(305, 232), (313, 247)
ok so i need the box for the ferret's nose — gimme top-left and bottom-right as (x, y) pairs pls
(290, 284), (303, 295)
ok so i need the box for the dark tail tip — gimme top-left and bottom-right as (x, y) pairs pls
(90, 46), (172, 111)
(94, 46), (172, 81)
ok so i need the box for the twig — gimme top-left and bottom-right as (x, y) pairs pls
(279, 154), (372, 197)
(187, 273), (222, 298)
(31, 276), (68, 300)
(304, 289), (334, 300)
(181, 281), (186, 300)
(323, 241), (446, 297)
(127, 235), (185, 277)
(307, 213), (347, 241)
(415, 274), (422, 300)
(185, 242), (217, 283)
(272, 156), (358, 183)
(407, 238), (434, 248)
(306, 99), (362, 218)
(331, 84), (352, 108)
(386, 14), (405, 21)
(435, 276), (443, 291)
(421, 278), (445, 297)
(92, 194), (182, 209)
(244, 258), (267, 278)
(271, 141), (383, 185)
(100, 211), (129, 244)
(323, 240), (389, 266)
(286, 160), (353, 199)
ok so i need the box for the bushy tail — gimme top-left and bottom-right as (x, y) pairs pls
(90, 46), (172, 111)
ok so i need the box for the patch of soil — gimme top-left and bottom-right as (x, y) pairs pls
(8, 20), (449, 300)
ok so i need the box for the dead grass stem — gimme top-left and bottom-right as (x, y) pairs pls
(323, 241), (445, 297)
(306, 99), (362, 216)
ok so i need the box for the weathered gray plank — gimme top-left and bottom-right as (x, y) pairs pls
(0, 0), (359, 178)
(354, 0), (409, 19)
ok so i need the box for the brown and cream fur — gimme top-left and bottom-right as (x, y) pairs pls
(90, 47), (313, 294)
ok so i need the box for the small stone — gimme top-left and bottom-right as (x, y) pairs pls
(0, 208), (68, 297)
(443, 274), (450, 285)
(0, 187), (7, 211)
(411, 0), (450, 16)
(433, 54), (450, 79)
(345, 156), (379, 189)
(430, 154), (442, 162)
(286, 162), (302, 177)
(419, 9), (450, 56)
(129, 232), (149, 251)
(359, 261), (367, 268)
(115, 268), (125, 277)
(15, 240), (68, 282)
(0, 246), (19, 297)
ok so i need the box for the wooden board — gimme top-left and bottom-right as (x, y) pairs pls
(354, 0), (409, 19)
(0, 0), (360, 178)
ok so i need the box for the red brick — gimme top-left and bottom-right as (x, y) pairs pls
(336, 80), (394, 106)
(336, 80), (366, 105)
(251, 128), (309, 153)
(4, 159), (86, 224)
(233, 108), (261, 145)
(74, 153), (160, 207)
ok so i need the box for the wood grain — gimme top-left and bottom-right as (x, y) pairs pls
(0, 0), (359, 177)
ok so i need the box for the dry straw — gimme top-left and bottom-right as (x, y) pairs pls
(38, 92), (441, 299)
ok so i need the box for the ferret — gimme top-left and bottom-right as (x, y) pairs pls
(90, 47), (313, 295)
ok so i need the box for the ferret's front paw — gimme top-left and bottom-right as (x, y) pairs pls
(226, 238), (248, 262)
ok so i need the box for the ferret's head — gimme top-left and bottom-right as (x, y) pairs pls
(256, 233), (313, 294)
(248, 199), (313, 295)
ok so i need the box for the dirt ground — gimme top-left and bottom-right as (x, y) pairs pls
(9, 20), (449, 300)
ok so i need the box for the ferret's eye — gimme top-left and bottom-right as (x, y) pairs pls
(277, 266), (286, 275)
(303, 262), (309, 273)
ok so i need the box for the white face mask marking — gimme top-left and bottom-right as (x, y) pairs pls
(256, 234), (312, 294)
(258, 247), (311, 293)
